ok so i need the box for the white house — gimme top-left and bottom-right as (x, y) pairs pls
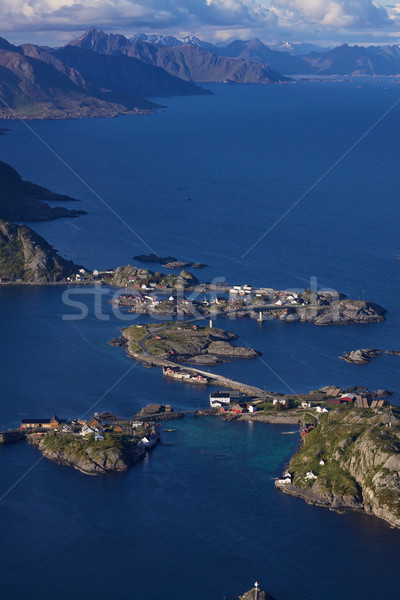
(305, 471), (318, 480)
(316, 406), (329, 413)
(210, 391), (239, 407)
(94, 432), (105, 442)
(80, 425), (96, 437)
(273, 398), (287, 406)
(319, 459), (325, 466)
(301, 401), (312, 409)
(277, 476), (292, 484)
(248, 405), (257, 413)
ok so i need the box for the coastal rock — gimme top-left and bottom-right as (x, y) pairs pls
(177, 269), (199, 287)
(207, 341), (260, 359)
(339, 349), (383, 364)
(239, 587), (276, 600)
(313, 300), (386, 325)
(189, 354), (222, 365)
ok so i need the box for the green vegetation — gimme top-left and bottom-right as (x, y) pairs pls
(42, 431), (131, 459)
(0, 236), (25, 280)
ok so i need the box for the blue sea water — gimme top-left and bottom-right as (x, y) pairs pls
(1, 80), (400, 599)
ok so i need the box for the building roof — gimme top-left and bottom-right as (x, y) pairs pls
(21, 418), (51, 424)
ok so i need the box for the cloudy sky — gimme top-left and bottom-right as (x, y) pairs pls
(1, 0), (400, 47)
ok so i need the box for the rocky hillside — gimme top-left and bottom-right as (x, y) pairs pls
(277, 404), (400, 528)
(69, 28), (288, 84)
(0, 160), (85, 221)
(0, 220), (82, 282)
(0, 35), (209, 119)
(53, 45), (210, 98)
(35, 431), (142, 475)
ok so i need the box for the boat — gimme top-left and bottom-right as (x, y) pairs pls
(214, 453), (233, 460)
(164, 428), (176, 432)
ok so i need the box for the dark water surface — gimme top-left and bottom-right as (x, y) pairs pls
(1, 80), (400, 599)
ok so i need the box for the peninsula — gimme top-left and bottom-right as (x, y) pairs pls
(275, 402), (400, 529)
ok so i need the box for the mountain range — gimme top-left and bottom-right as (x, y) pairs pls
(69, 28), (287, 84)
(71, 28), (400, 78)
(1, 27), (400, 121)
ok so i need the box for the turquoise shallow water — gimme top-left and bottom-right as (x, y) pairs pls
(1, 80), (400, 599)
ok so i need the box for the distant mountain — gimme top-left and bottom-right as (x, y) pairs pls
(53, 45), (210, 99)
(293, 44), (400, 76)
(0, 34), (210, 120)
(69, 29), (289, 84)
(215, 38), (400, 76)
(0, 160), (85, 221)
(130, 33), (224, 54)
(268, 41), (330, 55)
(0, 38), (161, 119)
(124, 32), (400, 77)
(130, 33), (183, 47)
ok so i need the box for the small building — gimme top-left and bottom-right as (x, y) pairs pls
(272, 398), (288, 407)
(305, 471), (317, 480)
(20, 415), (62, 430)
(301, 401), (312, 409)
(248, 404), (257, 413)
(316, 406), (329, 413)
(340, 393), (356, 403)
(209, 390), (240, 407)
(94, 433), (105, 442)
(87, 417), (104, 431)
(80, 425), (96, 437)
(140, 404), (171, 415)
(277, 476), (292, 484)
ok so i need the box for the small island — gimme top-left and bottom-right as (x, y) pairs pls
(340, 348), (400, 364)
(25, 414), (160, 475)
(112, 321), (260, 367)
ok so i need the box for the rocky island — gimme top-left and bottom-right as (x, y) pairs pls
(340, 348), (400, 364)
(275, 403), (400, 529)
(28, 419), (160, 475)
(113, 321), (260, 366)
(133, 253), (207, 269)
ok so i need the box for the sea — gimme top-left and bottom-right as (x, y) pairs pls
(1, 79), (400, 599)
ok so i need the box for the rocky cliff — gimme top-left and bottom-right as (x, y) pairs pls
(276, 405), (400, 528)
(0, 220), (82, 282)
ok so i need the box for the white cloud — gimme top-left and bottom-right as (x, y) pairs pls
(0, 0), (398, 46)
(269, 0), (390, 29)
